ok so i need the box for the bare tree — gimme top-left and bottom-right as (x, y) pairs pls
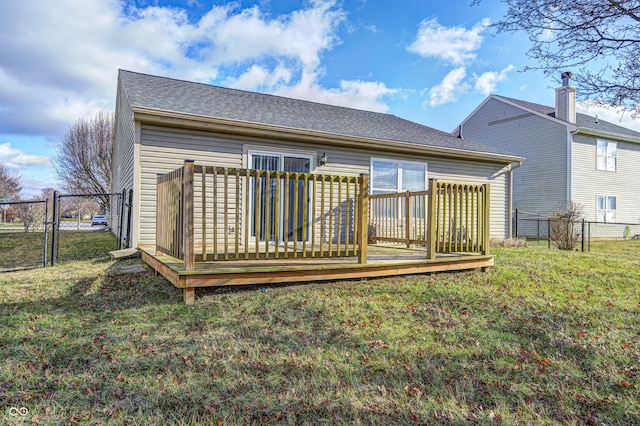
(14, 200), (46, 232)
(476, 0), (640, 109)
(550, 201), (584, 250)
(53, 110), (113, 210)
(0, 164), (22, 200)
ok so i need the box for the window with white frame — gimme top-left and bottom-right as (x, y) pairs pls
(597, 139), (617, 171)
(596, 195), (616, 223)
(371, 158), (427, 194)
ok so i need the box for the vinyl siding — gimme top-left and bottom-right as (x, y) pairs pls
(111, 78), (136, 238)
(138, 124), (510, 246)
(461, 98), (568, 216)
(572, 134), (640, 223)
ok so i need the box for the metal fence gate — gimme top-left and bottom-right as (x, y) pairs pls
(0, 200), (49, 272)
(0, 189), (133, 272)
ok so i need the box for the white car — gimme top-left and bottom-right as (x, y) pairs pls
(91, 215), (108, 226)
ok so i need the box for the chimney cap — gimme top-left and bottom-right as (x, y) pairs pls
(561, 71), (572, 86)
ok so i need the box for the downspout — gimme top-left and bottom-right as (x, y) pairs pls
(508, 161), (523, 239)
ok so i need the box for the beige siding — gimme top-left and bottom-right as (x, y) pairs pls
(138, 124), (510, 246)
(111, 78), (136, 238)
(572, 134), (640, 223)
(461, 98), (568, 216)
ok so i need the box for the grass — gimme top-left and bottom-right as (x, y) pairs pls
(1, 247), (639, 425)
(0, 231), (118, 271)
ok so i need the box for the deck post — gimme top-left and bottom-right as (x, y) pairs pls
(183, 287), (195, 305)
(155, 174), (162, 256)
(482, 183), (490, 255)
(427, 179), (437, 260)
(405, 191), (412, 248)
(357, 173), (369, 264)
(183, 160), (195, 272)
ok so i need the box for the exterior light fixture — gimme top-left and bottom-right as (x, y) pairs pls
(319, 152), (328, 166)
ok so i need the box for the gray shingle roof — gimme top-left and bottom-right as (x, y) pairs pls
(495, 95), (640, 139)
(119, 70), (519, 159)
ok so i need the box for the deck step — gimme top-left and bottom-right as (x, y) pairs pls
(109, 248), (140, 260)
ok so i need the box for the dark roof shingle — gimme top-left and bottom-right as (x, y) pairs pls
(494, 95), (640, 139)
(119, 70), (519, 159)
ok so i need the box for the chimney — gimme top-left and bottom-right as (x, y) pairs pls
(555, 71), (576, 124)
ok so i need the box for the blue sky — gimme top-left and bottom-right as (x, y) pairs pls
(2, 0), (637, 197)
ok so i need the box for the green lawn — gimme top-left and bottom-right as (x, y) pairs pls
(1, 247), (639, 424)
(0, 231), (118, 271)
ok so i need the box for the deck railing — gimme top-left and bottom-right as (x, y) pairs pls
(369, 180), (490, 257)
(156, 162), (490, 271)
(156, 161), (369, 270)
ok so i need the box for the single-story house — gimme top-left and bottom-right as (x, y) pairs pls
(113, 69), (523, 249)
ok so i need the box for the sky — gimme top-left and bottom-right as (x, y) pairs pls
(2, 0), (639, 197)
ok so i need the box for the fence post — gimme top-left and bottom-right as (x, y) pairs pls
(427, 179), (437, 259)
(547, 219), (551, 249)
(581, 219), (585, 252)
(357, 173), (369, 264)
(124, 189), (133, 248)
(514, 208), (518, 239)
(118, 189), (126, 250)
(51, 191), (59, 266)
(42, 200), (49, 268)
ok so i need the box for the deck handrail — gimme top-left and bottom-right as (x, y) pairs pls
(156, 161), (369, 269)
(369, 180), (490, 258)
(157, 163), (490, 269)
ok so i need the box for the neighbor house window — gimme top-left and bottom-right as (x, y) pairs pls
(596, 195), (616, 223)
(597, 140), (617, 171)
(371, 158), (427, 194)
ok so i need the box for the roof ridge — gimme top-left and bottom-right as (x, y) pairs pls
(119, 69), (398, 118)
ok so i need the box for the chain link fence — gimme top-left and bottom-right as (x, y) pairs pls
(513, 209), (640, 256)
(0, 189), (133, 272)
(0, 200), (49, 271)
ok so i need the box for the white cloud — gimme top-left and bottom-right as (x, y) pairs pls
(1, 0), (397, 138)
(225, 65), (292, 91)
(0, 143), (50, 170)
(427, 67), (470, 107)
(474, 65), (515, 95)
(408, 18), (490, 65)
(277, 76), (397, 113)
(578, 101), (640, 132)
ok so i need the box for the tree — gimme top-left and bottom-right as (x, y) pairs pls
(479, 0), (640, 109)
(14, 200), (46, 232)
(53, 110), (113, 210)
(0, 164), (22, 200)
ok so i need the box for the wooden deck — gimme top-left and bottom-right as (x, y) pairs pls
(150, 163), (493, 304)
(141, 244), (493, 304)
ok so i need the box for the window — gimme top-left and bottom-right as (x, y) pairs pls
(371, 158), (427, 194)
(597, 140), (617, 171)
(596, 195), (616, 223)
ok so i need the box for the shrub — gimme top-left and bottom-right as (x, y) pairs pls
(550, 201), (583, 250)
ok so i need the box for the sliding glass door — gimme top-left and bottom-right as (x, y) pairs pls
(249, 152), (312, 242)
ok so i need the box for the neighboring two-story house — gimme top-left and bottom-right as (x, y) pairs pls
(455, 74), (640, 229)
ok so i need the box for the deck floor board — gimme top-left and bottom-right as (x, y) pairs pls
(140, 244), (492, 296)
